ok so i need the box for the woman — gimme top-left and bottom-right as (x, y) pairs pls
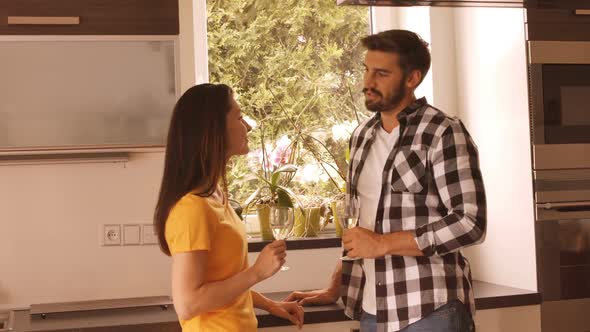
(154, 83), (304, 331)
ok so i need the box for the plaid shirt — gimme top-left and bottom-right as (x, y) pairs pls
(342, 98), (487, 332)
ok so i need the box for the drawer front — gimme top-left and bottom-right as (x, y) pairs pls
(0, 0), (179, 35)
(527, 9), (590, 41)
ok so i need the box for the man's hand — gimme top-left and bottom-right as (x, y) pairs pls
(283, 288), (340, 306)
(342, 227), (384, 258)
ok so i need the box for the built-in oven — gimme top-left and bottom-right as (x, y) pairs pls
(529, 40), (590, 171)
(535, 169), (590, 331)
(528, 12), (590, 331)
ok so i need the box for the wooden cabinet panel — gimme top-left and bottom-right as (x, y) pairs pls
(526, 9), (590, 41)
(527, 0), (590, 9)
(0, 0), (179, 35)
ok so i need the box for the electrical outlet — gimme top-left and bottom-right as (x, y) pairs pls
(103, 224), (121, 246)
(142, 224), (157, 245)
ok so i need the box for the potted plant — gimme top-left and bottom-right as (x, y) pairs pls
(292, 195), (331, 237)
(243, 133), (302, 241)
(269, 89), (355, 238)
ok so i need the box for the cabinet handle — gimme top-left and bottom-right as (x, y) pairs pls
(540, 201), (590, 210)
(7, 16), (80, 25)
(574, 9), (590, 16)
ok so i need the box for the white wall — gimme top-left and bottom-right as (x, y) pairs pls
(249, 248), (342, 294)
(178, 0), (197, 90)
(451, 8), (537, 291)
(0, 153), (170, 305)
(429, 8), (458, 118)
(193, 0), (209, 84)
(0, 0), (202, 307)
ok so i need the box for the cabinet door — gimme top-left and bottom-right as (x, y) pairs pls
(527, 0), (590, 9)
(527, 9), (590, 41)
(0, 0), (179, 35)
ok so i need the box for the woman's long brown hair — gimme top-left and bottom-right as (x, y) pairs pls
(154, 83), (232, 256)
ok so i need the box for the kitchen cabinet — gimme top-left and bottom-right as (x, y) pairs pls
(527, 8), (590, 41)
(0, 38), (178, 153)
(0, 0), (179, 35)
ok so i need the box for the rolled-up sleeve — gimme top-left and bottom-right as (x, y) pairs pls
(414, 121), (487, 257)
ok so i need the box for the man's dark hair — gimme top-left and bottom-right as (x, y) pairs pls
(361, 29), (431, 85)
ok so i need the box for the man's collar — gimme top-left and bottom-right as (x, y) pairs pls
(370, 97), (428, 127)
(397, 97), (427, 123)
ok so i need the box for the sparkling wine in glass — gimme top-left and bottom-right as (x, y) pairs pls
(269, 206), (294, 271)
(335, 196), (361, 261)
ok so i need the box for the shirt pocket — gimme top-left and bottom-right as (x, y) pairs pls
(390, 148), (428, 194)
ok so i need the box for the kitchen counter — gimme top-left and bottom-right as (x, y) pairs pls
(248, 232), (341, 252)
(23, 280), (540, 331)
(255, 280), (541, 327)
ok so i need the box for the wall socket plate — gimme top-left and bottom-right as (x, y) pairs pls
(102, 224), (121, 246)
(122, 224), (141, 246)
(142, 224), (158, 245)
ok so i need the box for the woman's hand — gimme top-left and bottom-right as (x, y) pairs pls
(251, 240), (287, 282)
(267, 300), (304, 329)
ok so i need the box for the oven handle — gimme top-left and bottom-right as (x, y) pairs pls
(540, 201), (590, 210)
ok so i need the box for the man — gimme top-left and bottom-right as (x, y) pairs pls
(285, 29), (486, 332)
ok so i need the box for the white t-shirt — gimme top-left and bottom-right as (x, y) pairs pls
(356, 125), (400, 315)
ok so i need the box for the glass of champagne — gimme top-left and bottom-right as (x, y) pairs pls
(269, 206), (294, 271)
(335, 196), (361, 261)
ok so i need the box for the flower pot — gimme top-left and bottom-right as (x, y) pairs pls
(256, 205), (274, 241)
(330, 200), (343, 238)
(294, 206), (322, 237)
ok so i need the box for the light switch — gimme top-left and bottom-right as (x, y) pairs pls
(142, 224), (158, 245)
(122, 224), (141, 246)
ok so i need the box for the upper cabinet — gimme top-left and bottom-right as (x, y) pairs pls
(527, 8), (590, 41)
(0, 0), (179, 35)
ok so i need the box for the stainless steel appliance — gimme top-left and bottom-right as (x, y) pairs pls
(529, 9), (590, 331)
(529, 41), (590, 170)
(535, 170), (590, 331)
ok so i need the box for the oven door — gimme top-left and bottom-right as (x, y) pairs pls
(536, 206), (590, 331)
(529, 41), (590, 170)
(536, 206), (590, 301)
(535, 169), (590, 331)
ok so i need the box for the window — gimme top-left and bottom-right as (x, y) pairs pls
(206, 0), (370, 205)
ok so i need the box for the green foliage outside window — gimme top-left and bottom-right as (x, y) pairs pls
(207, 0), (370, 206)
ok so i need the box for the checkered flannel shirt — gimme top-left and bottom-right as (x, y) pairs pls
(342, 97), (487, 331)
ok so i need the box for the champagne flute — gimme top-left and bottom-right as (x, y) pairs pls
(269, 206), (294, 271)
(335, 196), (361, 261)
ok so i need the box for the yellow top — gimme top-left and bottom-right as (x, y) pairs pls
(165, 193), (257, 332)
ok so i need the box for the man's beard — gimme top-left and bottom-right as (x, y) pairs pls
(363, 76), (407, 113)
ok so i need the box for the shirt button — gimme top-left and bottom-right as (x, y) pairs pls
(377, 282), (382, 286)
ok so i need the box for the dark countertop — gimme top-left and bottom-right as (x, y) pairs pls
(254, 280), (542, 327)
(26, 281), (541, 330)
(247, 232), (341, 252)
